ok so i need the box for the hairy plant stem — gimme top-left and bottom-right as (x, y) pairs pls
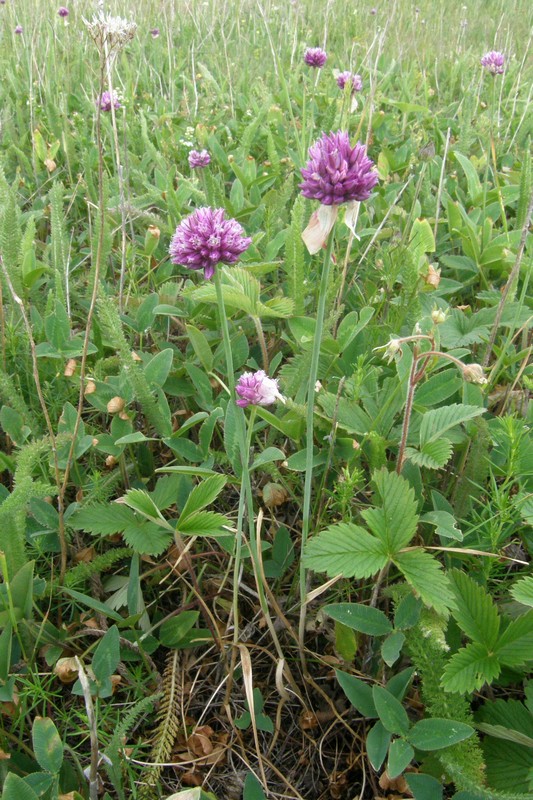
(252, 315), (269, 371)
(396, 343), (421, 475)
(298, 230), (336, 666)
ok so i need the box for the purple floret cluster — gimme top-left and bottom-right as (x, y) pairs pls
(169, 207), (251, 280)
(300, 131), (378, 206)
(304, 47), (327, 68)
(336, 70), (363, 94)
(98, 91), (121, 112)
(236, 371), (281, 408)
(58, 6), (69, 17)
(188, 149), (211, 169)
(481, 50), (505, 74)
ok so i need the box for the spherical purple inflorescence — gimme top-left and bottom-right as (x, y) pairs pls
(15, 24), (23, 34)
(58, 6), (69, 16)
(481, 50), (505, 75)
(169, 207), (251, 280)
(300, 131), (378, 206)
(336, 71), (363, 94)
(98, 91), (121, 112)
(236, 371), (282, 408)
(188, 149), (211, 169)
(150, 28), (160, 38)
(304, 47), (327, 68)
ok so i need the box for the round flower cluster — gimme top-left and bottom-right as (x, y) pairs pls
(304, 47), (327, 68)
(236, 371), (282, 408)
(58, 6), (69, 17)
(299, 130), (378, 206)
(188, 149), (211, 169)
(336, 71), (363, 94)
(98, 91), (121, 112)
(169, 207), (251, 280)
(481, 50), (505, 75)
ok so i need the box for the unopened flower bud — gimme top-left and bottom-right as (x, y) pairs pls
(105, 455), (117, 468)
(107, 396), (125, 414)
(462, 364), (488, 385)
(144, 225), (160, 256)
(431, 308), (447, 325)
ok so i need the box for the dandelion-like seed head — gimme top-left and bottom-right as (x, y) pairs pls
(300, 130), (378, 206)
(188, 149), (211, 169)
(236, 371), (282, 408)
(169, 207), (251, 280)
(336, 70), (363, 94)
(304, 47), (328, 68)
(481, 50), (505, 75)
(84, 11), (136, 59)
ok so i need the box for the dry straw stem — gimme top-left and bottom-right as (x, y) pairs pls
(75, 656), (100, 800)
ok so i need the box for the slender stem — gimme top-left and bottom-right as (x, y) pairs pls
(298, 230), (336, 664)
(396, 344), (420, 475)
(252, 316), (269, 371)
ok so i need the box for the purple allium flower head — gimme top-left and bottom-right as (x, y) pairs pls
(304, 47), (327, 68)
(336, 71), (363, 94)
(15, 24), (23, 34)
(150, 28), (160, 38)
(188, 149), (211, 169)
(370, 7), (377, 14)
(58, 6), (69, 16)
(169, 207), (252, 280)
(481, 50), (505, 75)
(300, 131), (378, 206)
(236, 370), (282, 408)
(98, 91), (121, 112)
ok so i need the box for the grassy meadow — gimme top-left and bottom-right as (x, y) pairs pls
(0, 0), (532, 798)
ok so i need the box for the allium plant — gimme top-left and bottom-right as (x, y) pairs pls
(15, 25), (23, 34)
(236, 371), (282, 408)
(298, 130), (378, 661)
(98, 90), (121, 112)
(150, 28), (160, 38)
(58, 6), (69, 17)
(188, 149), (211, 169)
(304, 47), (327, 68)
(481, 50), (505, 74)
(336, 70), (363, 94)
(169, 207), (251, 280)
(300, 130), (378, 206)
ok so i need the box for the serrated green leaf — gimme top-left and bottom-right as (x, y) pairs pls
(179, 474), (227, 521)
(70, 503), (136, 536)
(477, 698), (533, 793)
(121, 489), (169, 527)
(372, 685), (410, 735)
(303, 523), (388, 578)
(449, 570), (500, 648)
(441, 641), (501, 693)
(511, 576), (533, 608)
(405, 439), (453, 469)
(122, 521), (172, 555)
(256, 297), (295, 318)
(393, 549), (453, 615)
(361, 469), (419, 554)
(324, 603), (392, 636)
(495, 611), (533, 666)
(407, 718), (474, 750)
(177, 510), (229, 536)
(420, 404), (485, 445)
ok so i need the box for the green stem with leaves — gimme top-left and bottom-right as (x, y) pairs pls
(298, 230), (336, 663)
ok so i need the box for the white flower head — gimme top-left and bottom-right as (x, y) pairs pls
(84, 11), (136, 59)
